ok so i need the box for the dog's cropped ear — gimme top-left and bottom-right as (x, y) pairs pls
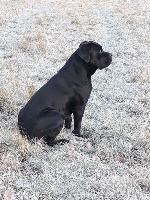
(77, 41), (91, 63)
(89, 41), (103, 53)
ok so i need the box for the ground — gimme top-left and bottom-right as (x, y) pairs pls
(0, 0), (150, 199)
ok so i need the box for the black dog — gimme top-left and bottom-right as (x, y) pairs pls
(18, 41), (112, 146)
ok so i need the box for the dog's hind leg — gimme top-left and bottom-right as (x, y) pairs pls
(46, 137), (69, 146)
(31, 110), (68, 146)
(65, 115), (72, 129)
(44, 121), (67, 146)
(40, 111), (69, 146)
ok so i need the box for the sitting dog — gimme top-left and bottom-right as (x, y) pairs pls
(18, 41), (112, 146)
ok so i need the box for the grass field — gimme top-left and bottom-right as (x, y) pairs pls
(0, 0), (150, 199)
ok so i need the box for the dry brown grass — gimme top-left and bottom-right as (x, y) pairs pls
(19, 32), (49, 54)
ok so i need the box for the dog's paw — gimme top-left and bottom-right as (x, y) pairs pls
(72, 130), (83, 137)
(46, 138), (69, 146)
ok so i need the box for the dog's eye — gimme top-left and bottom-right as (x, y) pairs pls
(40, 108), (51, 117)
(42, 109), (50, 114)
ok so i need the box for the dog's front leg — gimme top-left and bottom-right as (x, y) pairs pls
(72, 107), (85, 137)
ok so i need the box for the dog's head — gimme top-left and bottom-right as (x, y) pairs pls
(77, 41), (112, 70)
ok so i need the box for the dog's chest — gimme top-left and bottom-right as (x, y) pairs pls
(73, 79), (92, 105)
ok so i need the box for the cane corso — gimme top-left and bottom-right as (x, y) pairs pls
(18, 41), (112, 146)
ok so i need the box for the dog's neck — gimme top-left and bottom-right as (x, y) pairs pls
(71, 52), (97, 78)
(86, 63), (98, 77)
